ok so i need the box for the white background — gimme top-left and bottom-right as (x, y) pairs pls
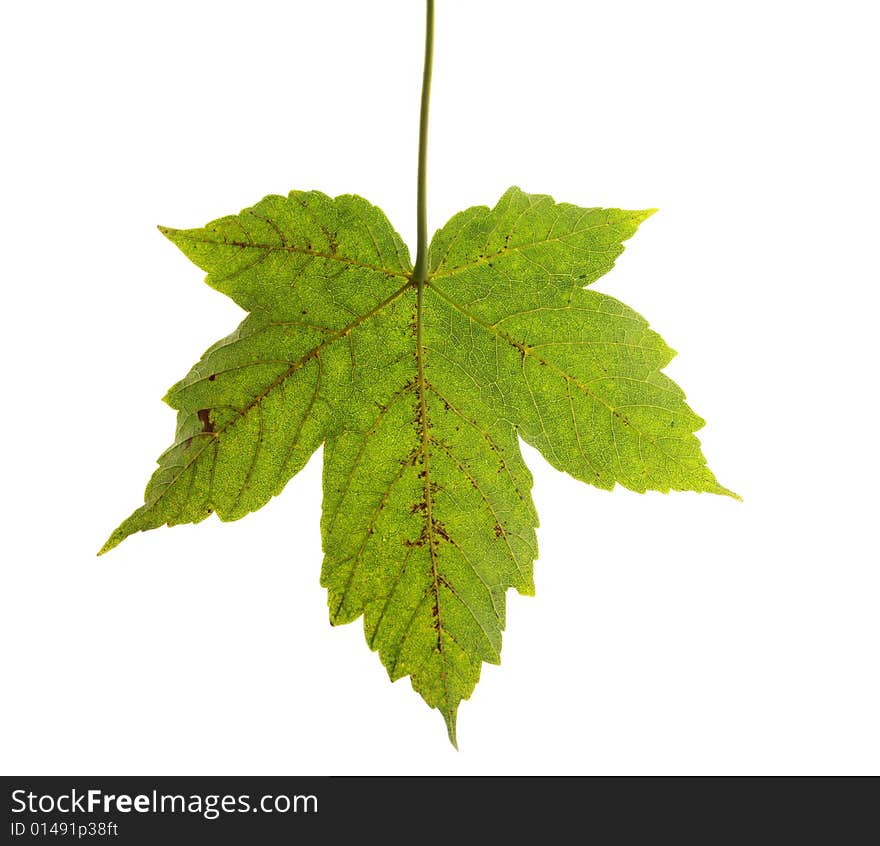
(2, 0), (878, 775)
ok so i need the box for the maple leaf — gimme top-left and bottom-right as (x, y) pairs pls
(101, 186), (736, 745)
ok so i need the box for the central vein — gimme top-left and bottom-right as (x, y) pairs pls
(415, 278), (444, 656)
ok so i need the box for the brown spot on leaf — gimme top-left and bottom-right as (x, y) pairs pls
(432, 521), (451, 544)
(197, 408), (214, 434)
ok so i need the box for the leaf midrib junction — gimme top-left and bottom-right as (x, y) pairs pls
(146, 257), (702, 526)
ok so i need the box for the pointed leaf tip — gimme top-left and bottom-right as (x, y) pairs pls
(157, 225), (185, 248)
(443, 710), (459, 750)
(97, 533), (120, 556)
(628, 208), (658, 227)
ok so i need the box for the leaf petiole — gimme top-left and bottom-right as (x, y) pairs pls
(412, 0), (434, 285)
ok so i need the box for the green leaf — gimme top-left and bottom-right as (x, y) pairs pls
(102, 186), (735, 744)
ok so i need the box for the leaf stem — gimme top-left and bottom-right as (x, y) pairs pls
(412, 0), (434, 284)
